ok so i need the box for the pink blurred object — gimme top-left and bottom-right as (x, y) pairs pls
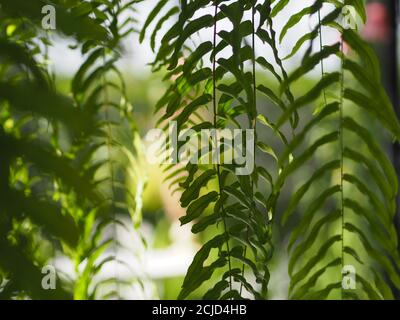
(362, 2), (391, 43)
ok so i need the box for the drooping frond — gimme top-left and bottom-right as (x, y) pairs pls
(276, 0), (400, 299)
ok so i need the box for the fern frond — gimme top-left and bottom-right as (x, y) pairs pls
(280, 0), (400, 300)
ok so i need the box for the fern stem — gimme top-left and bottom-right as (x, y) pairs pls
(251, 3), (257, 138)
(102, 52), (120, 299)
(240, 2), (258, 297)
(339, 39), (345, 300)
(212, 0), (233, 294)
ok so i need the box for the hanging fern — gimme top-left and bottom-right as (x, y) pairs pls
(275, 0), (400, 299)
(143, 0), (308, 299)
(144, 0), (400, 300)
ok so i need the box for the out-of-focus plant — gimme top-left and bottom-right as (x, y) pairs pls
(67, 0), (149, 300)
(0, 0), (148, 299)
